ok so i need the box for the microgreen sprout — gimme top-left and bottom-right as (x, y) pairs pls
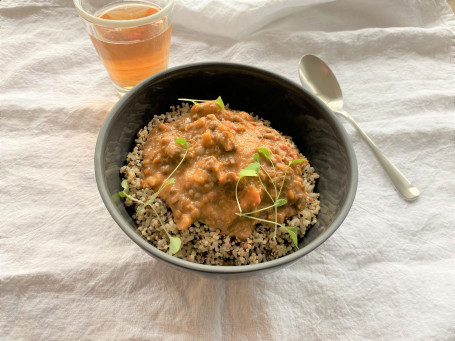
(235, 147), (304, 248)
(277, 159), (305, 198)
(178, 96), (225, 110)
(119, 138), (190, 256)
(235, 161), (260, 213)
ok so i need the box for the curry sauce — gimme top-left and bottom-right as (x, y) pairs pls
(141, 102), (310, 240)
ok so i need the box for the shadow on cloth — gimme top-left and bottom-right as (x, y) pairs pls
(129, 258), (273, 338)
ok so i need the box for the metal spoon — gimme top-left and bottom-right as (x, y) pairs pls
(299, 54), (419, 200)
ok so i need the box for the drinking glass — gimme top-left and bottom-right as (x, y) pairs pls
(73, 0), (174, 95)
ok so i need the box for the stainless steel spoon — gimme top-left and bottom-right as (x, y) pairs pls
(299, 54), (419, 200)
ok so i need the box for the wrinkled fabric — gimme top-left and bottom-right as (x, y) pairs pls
(173, 0), (333, 39)
(1, 0), (454, 340)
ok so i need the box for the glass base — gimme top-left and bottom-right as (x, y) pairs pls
(113, 82), (133, 96)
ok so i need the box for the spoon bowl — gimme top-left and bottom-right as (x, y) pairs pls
(299, 55), (419, 201)
(299, 54), (343, 112)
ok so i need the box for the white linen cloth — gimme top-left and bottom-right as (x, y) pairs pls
(1, 0), (454, 339)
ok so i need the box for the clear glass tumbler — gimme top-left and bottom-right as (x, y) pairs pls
(73, 0), (174, 95)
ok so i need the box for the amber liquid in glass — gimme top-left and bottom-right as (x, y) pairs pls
(90, 2), (172, 90)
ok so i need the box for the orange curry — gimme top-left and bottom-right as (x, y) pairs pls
(142, 101), (309, 240)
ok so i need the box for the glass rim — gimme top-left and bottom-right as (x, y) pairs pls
(73, 0), (174, 28)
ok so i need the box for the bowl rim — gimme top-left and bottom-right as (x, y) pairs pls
(94, 61), (358, 274)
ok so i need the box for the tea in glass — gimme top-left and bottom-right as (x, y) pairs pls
(74, 0), (174, 94)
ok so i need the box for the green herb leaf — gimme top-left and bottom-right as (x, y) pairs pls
(244, 161), (261, 172)
(283, 226), (299, 248)
(121, 179), (129, 192)
(289, 159), (305, 165)
(167, 178), (175, 185)
(214, 96), (225, 110)
(176, 137), (189, 149)
(239, 169), (259, 178)
(258, 147), (272, 161)
(275, 198), (288, 207)
(119, 179), (130, 197)
(236, 161), (261, 213)
(168, 235), (182, 256)
(238, 161), (260, 179)
(253, 153), (260, 162)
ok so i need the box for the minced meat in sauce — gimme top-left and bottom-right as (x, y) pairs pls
(141, 102), (309, 240)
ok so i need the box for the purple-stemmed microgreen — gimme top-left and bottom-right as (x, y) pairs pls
(119, 138), (190, 256)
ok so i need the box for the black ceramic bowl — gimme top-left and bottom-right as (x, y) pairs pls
(95, 62), (357, 277)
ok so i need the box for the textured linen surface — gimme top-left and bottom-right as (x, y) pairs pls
(1, 0), (454, 340)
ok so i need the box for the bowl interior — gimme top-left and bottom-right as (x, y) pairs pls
(95, 63), (357, 275)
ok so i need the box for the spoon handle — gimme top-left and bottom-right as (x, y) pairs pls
(337, 110), (420, 200)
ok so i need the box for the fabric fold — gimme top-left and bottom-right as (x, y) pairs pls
(173, 0), (333, 39)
